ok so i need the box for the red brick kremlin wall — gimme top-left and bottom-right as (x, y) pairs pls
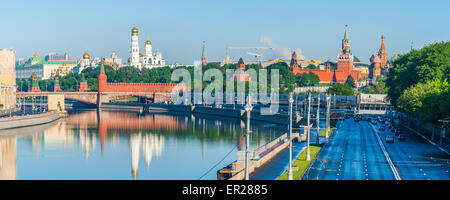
(97, 68), (184, 93)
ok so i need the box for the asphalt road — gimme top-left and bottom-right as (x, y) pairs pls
(304, 119), (395, 180)
(371, 121), (450, 180)
(304, 118), (450, 180)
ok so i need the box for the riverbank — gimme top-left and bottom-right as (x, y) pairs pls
(0, 111), (62, 130)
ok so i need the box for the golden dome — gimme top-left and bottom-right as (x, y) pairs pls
(139, 52), (143, 57)
(131, 25), (138, 36)
(83, 52), (90, 59)
(145, 40), (152, 45)
(33, 52), (39, 58)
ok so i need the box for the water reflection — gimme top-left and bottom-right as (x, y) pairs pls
(0, 110), (284, 180)
(0, 136), (16, 180)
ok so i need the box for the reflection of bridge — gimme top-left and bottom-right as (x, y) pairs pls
(17, 92), (98, 104)
(16, 65), (185, 107)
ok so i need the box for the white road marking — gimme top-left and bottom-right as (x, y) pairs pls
(370, 123), (402, 180)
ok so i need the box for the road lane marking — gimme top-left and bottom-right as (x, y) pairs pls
(370, 123), (402, 180)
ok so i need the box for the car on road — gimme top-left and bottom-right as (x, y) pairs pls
(386, 135), (395, 143)
(398, 134), (407, 141)
(379, 126), (386, 131)
(371, 119), (377, 125)
(394, 129), (401, 136)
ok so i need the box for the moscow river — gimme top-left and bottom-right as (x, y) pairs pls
(0, 110), (285, 180)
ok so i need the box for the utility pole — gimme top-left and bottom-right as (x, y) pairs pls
(244, 95), (252, 180)
(326, 94), (331, 139)
(306, 93), (311, 161)
(288, 93), (294, 180)
(316, 94), (320, 145)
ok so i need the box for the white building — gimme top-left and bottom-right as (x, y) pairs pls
(128, 25), (166, 69)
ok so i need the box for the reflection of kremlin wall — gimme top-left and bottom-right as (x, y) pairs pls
(0, 136), (17, 180)
(66, 110), (186, 131)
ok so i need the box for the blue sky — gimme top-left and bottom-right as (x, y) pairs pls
(1, 0), (449, 65)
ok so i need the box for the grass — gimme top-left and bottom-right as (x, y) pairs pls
(111, 97), (138, 102)
(278, 144), (323, 180)
(319, 128), (335, 137)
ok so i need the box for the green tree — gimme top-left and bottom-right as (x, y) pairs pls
(345, 75), (355, 88)
(387, 41), (450, 107)
(306, 64), (317, 69)
(397, 79), (449, 123)
(365, 81), (388, 94)
(386, 41), (450, 124)
(327, 83), (354, 95)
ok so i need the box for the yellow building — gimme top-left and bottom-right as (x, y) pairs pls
(0, 49), (16, 110)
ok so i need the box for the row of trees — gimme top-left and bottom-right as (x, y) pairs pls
(17, 62), (325, 94)
(386, 41), (450, 124)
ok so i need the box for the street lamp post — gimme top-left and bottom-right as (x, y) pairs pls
(244, 96), (253, 180)
(288, 93), (294, 180)
(306, 93), (311, 161)
(316, 94), (320, 145)
(326, 94), (331, 139)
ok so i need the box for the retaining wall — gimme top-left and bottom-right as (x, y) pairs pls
(0, 111), (60, 130)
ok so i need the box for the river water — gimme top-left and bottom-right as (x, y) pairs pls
(0, 110), (285, 180)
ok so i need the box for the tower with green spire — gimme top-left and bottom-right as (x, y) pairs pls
(79, 73), (90, 92)
(201, 41), (207, 66)
(341, 24), (351, 56)
(54, 76), (61, 92)
(29, 72), (41, 92)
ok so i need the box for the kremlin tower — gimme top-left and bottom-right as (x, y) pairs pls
(289, 51), (299, 70)
(201, 41), (207, 66)
(337, 24), (354, 77)
(97, 62), (107, 93)
(78, 74), (90, 92)
(29, 72), (41, 92)
(53, 76), (62, 92)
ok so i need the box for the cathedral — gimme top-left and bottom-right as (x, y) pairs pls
(129, 25), (166, 69)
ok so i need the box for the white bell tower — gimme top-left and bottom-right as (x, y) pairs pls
(130, 24), (141, 69)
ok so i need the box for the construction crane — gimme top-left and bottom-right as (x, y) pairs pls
(228, 47), (273, 67)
